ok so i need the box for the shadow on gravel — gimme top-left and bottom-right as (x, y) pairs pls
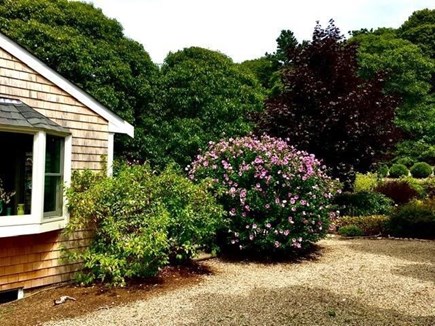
(190, 285), (435, 326)
(392, 263), (435, 284)
(218, 243), (325, 265)
(342, 239), (435, 264)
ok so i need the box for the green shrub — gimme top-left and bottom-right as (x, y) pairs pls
(64, 164), (224, 286)
(389, 163), (409, 178)
(333, 191), (393, 216)
(389, 200), (435, 239)
(189, 135), (340, 255)
(376, 164), (389, 178)
(154, 166), (224, 262)
(410, 162), (432, 179)
(354, 173), (378, 192)
(337, 215), (390, 236)
(374, 180), (419, 205)
(394, 157), (415, 168)
(338, 225), (364, 237)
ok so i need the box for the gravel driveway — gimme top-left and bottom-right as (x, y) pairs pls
(45, 237), (435, 326)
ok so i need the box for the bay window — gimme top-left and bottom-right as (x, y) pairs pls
(0, 129), (71, 237)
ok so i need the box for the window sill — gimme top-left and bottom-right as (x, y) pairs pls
(0, 216), (67, 238)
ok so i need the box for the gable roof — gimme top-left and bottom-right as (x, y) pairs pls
(0, 98), (70, 134)
(0, 32), (134, 138)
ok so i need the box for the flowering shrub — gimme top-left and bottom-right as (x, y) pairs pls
(188, 135), (340, 255)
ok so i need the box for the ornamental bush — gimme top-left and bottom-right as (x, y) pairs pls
(188, 135), (340, 255)
(410, 162), (432, 178)
(374, 180), (419, 205)
(389, 163), (409, 178)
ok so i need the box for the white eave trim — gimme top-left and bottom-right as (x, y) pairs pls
(0, 32), (134, 138)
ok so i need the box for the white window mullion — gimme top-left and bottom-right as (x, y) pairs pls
(63, 135), (72, 221)
(107, 132), (114, 176)
(31, 131), (46, 222)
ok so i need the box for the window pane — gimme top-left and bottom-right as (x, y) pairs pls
(44, 135), (64, 216)
(44, 176), (61, 213)
(45, 136), (62, 174)
(0, 132), (33, 215)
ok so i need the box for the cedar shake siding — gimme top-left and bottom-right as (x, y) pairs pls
(0, 47), (109, 171)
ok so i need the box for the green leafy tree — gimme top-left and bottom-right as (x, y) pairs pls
(398, 9), (435, 59)
(0, 0), (160, 159)
(256, 21), (400, 189)
(239, 57), (276, 90)
(351, 26), (435, 162)
(241, 30), (298, 95)
(144, 47), (265, 168)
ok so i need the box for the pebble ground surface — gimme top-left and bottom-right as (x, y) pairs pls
(44, 237), (435, 326)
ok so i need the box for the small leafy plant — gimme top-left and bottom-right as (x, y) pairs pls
(189, 135), (340, 256)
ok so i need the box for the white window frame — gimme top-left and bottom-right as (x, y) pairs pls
(0, 129), (71, 238)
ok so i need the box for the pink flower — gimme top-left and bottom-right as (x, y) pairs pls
(274, 241), (281, 248)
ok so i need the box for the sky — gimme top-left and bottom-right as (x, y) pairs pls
(86, 0), (433, 64)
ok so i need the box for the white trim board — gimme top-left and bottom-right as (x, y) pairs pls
(0, 32), (134, 138)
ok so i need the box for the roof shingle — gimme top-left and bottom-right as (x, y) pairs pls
(0, 99), (70, 134)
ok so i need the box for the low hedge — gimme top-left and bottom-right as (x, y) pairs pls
(337, 215), (390, 236)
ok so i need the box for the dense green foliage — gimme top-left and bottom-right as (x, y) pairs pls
(189, 135), (340, 255)
(388, 163), (409, 178)
(390, 199), (435, 239)
(333, 191), (393, 216)
(256, 21), (400, 189)
(394, 157), (415, 168)
(337, 215), (390, 236)
(351, 28), (435, 160)
(410, 162), (433, 178)
(144, 47), (265, 168)
(377, 164), (389, 178)
(0, 0), (160, 159)
(337, 224), (364, 237)
(63, 165), (224, 285)
(398, 9), (435, 59)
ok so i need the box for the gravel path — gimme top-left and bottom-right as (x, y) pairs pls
(45, 237), (435, 326)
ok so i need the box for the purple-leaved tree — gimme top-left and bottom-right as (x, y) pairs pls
(256, 20), (401, 189)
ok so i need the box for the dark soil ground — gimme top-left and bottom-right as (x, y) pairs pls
(0, 262), (211, 326)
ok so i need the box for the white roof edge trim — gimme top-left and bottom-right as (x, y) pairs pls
(0, 32), (134, 138)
